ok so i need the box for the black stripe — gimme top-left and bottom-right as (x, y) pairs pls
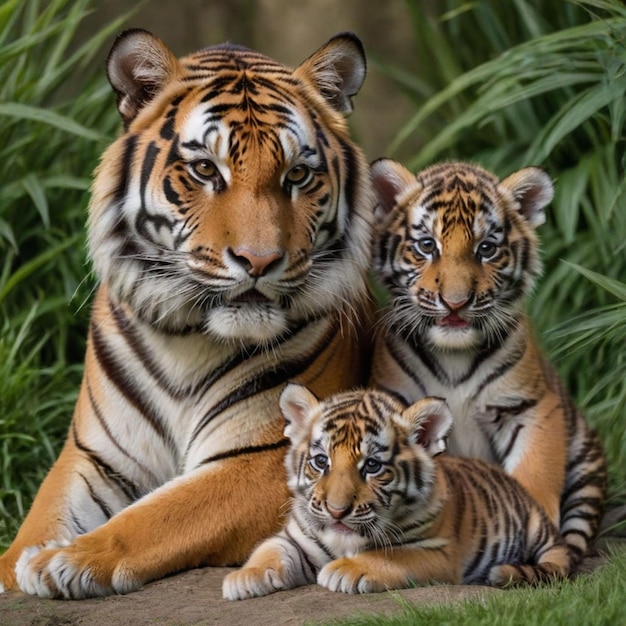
(114, 134), (137, 204)
(78, 472), (113, 520)
(197, 437), (289, 467)
(89, 315), (175, 452)
(472, 341), (525, 399)
(86, 380), (156, 484)
(72, 422), (143, 502)
(190, 319), (339, 444)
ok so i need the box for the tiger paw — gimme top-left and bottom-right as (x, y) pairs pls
(222, 566), (287, 600)
(488, 564), (521, 588)
(15, 539), (141, 599)
(318, 558), (388, 594)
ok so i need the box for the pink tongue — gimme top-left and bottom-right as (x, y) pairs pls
(440, 313), (468, 327)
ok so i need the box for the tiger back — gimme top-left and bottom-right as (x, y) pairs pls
(223, 386), (571, 599)
(368, 159), (607, 561)
(0, 30), (374, 598)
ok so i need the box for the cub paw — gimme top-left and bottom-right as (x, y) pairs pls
(488, 564), (521, 588)
(222, 567), (286, 600)
(318, 558), (386, 594)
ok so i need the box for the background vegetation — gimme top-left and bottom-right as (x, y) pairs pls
(0, 0), (127, 542)
(0, 0), (624, 621)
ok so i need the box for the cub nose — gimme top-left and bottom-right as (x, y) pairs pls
(326, 502), (352, 520)
(230, 248), (284, 277)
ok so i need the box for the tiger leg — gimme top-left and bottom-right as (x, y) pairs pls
(488, 543), (572, 587)
(502, 392), (568, 527)
(0, 438), (125, 592)
(13, 448), (289, 599)
(318, 547), (460, 594)
(222, 528), (318, 600)
(559, 422), (607, 562)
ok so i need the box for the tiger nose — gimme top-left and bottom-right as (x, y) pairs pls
(326, 502), (352, 520)
(441, 294), (471, 311)
(230, 248), (284, 277)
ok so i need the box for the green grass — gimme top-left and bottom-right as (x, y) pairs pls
(330, 546), (626, 626)
(0, 0), (132, 548)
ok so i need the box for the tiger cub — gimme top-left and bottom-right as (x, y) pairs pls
(369, 159), (606, 562)
(222, 385), (571, 599)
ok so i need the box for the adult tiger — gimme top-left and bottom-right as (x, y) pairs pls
(0, 29), (374, 599)
(369, 159), (607, 563)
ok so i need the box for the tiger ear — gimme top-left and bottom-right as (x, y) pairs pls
(294, 32), (366, 114)
(279, 384), (320, 441)
(370, 158), (417, 218)
(500, 167), (554, 227)
(106, 29), (180, 127)
(400, 397), (453, 456)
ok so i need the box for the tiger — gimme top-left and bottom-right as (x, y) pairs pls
(0, 29), (375, 599)
(223, 385), (572, 599)
(368, 158), (607, 564)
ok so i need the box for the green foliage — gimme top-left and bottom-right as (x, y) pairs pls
(386, 0), (626, 493)
(0, 0), (131, 547)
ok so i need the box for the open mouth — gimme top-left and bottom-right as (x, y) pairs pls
(437, 313), (470, 329)
(331, 521), (356, 534)
(229, 289), (272, 305)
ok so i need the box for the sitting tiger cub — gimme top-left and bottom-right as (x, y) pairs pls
(223, 386), (571, 599)
(369, 159), (607, 562)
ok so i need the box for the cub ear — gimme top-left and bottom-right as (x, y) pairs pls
(370, 158), (417, 218)
(279, 384), (320, 441)
(500, 167), (554, 227)
(106, 29), (180, 127)
(400, 397), (453, 456)
(294, 32), (366, 114)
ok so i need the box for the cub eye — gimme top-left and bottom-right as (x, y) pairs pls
(310, 453), (329, 472)
(477, 241), (498, 260)
(285, 164), (311, 187)
(190, 159), (218, 180)
(415, 237), (437, 256)
(363, 458), (383, 475)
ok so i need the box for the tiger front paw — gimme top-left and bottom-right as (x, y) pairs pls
(15, 538), (141, 599)
(222, 566), (287, 600)
(318, 558), (390, 594)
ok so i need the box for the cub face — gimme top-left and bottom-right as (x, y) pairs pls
(89, 30), (372, 343)
(279, 384), (452, 553)
(370, 160), (554, 351)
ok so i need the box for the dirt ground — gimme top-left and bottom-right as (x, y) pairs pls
(1, 509), (624, 626)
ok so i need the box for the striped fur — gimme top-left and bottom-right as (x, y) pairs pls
(0, 30), (374, 598)
(223, 386), (571, 599)
(369, 159), (606, 562)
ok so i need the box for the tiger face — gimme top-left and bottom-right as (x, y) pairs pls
(89, 30), (372, 344)
(279, 384), (452, 554)
(370, 160), (554, 351)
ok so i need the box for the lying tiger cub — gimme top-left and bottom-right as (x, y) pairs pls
(223, 386), (571, 599)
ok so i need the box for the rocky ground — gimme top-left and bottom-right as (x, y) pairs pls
(1, 507), (624, 626)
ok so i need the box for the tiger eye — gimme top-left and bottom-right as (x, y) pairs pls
(191, 159), (217, 179)
(415, 237), (437, 256)
(477, 241), (498, 259)
(285, 164), (310, 185)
